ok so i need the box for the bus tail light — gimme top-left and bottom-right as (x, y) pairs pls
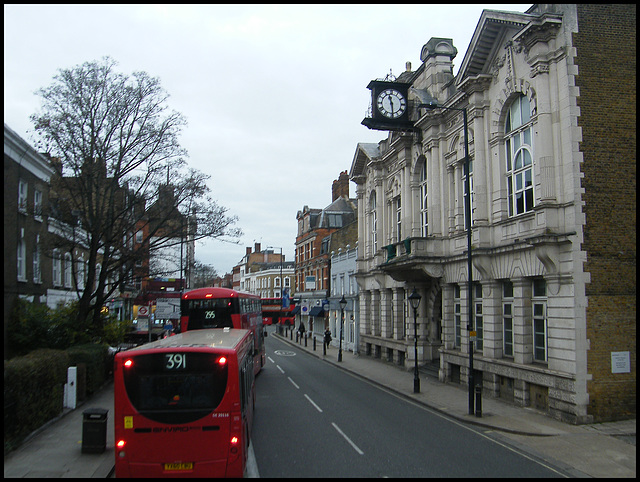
(117, 440), (126, 457)
(229, 435), (239, 454)
(217, 356), (227, 366)
(123, 359), (133, 368)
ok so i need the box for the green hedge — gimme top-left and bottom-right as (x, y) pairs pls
(66, 343), (111, 396)
(4, 349), (69, 452)
(3, 343), (111, 454)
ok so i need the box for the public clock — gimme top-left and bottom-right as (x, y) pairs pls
(376, 88), (407, 119)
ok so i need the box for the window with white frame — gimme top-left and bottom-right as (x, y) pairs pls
(33, 235), (41, 283)
(64, 253), (73, 288)
(52, 249), (62, 286)
(17, 234), (27, 281)
(532, 278), (547, 363)
(502, 280), (514, 358)
(370, 192), (377, 253)
(395, 196), (402, 241)
(463, 158), (474, 229)
(420, 158), (428, 236)
(454, 285), (461, 348)
(77, 257), (85, 290)
(474, 283), (483, 351)
(505, 95), (534, 217)
(18, 180), (28, 213)
(34, 189), (43, 219)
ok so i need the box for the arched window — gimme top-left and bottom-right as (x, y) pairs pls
(420, 158), (428, 236)
(370, 191), (377, 252)
(505, 95), (534, 216)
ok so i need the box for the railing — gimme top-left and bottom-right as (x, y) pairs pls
(382, 238), (413, 263)
(381, 237), (444, 264)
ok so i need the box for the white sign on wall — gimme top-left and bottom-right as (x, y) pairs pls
(611, 351), (630, 374)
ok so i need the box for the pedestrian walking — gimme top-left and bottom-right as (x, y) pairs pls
(324, 328), (332, 349)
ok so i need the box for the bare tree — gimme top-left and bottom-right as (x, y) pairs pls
(191, 261), (220, 288)
(31, 57), (241, 330)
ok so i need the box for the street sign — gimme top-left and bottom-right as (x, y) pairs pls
(155, 298), (180, 319)
(137, 306), (149, 317)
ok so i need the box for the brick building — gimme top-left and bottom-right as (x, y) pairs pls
(295, 171), (357, 335)
(351, 4), (635, 423)
(572, 4), (636, 421)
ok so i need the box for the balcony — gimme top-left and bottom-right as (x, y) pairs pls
(378, 237), (445, 282)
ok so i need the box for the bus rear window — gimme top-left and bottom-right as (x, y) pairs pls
(123, 352), (228, 424)
(182, 298), (235, 330)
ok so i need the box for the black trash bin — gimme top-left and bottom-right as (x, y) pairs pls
(82, 408), (108, 454)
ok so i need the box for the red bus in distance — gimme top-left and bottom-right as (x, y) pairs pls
(114, 328), (256, 477)
(261, 297), (295, 326)
(180, 287), (264, 374)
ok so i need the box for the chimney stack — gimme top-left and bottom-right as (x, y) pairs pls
(332, 170), (350, 201)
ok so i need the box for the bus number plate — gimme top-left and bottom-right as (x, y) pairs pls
(164, 462), (193, 471)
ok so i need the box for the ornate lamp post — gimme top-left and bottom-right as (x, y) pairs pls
(422, 101), (474, 414)
(408, 288), (422, 393)
(338, 295), (347, 362)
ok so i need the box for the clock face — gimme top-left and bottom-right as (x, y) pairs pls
(376, 89), (407, 119)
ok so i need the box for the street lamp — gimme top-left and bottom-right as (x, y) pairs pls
(408, 288), (422, 393)
(338, 295), (347, 362)
(422, 101), (474, 414)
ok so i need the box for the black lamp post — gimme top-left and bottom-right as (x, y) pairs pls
(422, 101), (474, 414)
(408, 288), (422, 393)
(338, 295), (347, 362)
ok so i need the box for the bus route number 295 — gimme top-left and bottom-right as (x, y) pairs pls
(165, 353), (186, 370)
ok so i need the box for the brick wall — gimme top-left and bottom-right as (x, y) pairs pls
(574, 4), (636, 421)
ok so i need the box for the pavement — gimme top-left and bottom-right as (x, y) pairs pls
(4, 380), (115, 478)
(3, 330), (636, 478)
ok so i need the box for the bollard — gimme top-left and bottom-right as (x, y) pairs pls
(290, 328), (293, 340)
(304, 334), (308, 347)
(475, 384), (482, 417)
(313, 336), (316, 351)
(296, 332), (299, 343)
(323, 340), (327, 356)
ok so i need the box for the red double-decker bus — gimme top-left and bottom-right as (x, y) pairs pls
(180, 287), (264, 374)
(114, 328), (255, 477)
(261, 297), (295, 326)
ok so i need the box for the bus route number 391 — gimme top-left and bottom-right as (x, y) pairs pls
(165, 353), (186, 370)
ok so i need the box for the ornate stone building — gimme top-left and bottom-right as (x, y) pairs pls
(351, 5), (635, 423)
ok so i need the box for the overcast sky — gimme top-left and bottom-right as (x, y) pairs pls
(4, 4), (530, 274)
